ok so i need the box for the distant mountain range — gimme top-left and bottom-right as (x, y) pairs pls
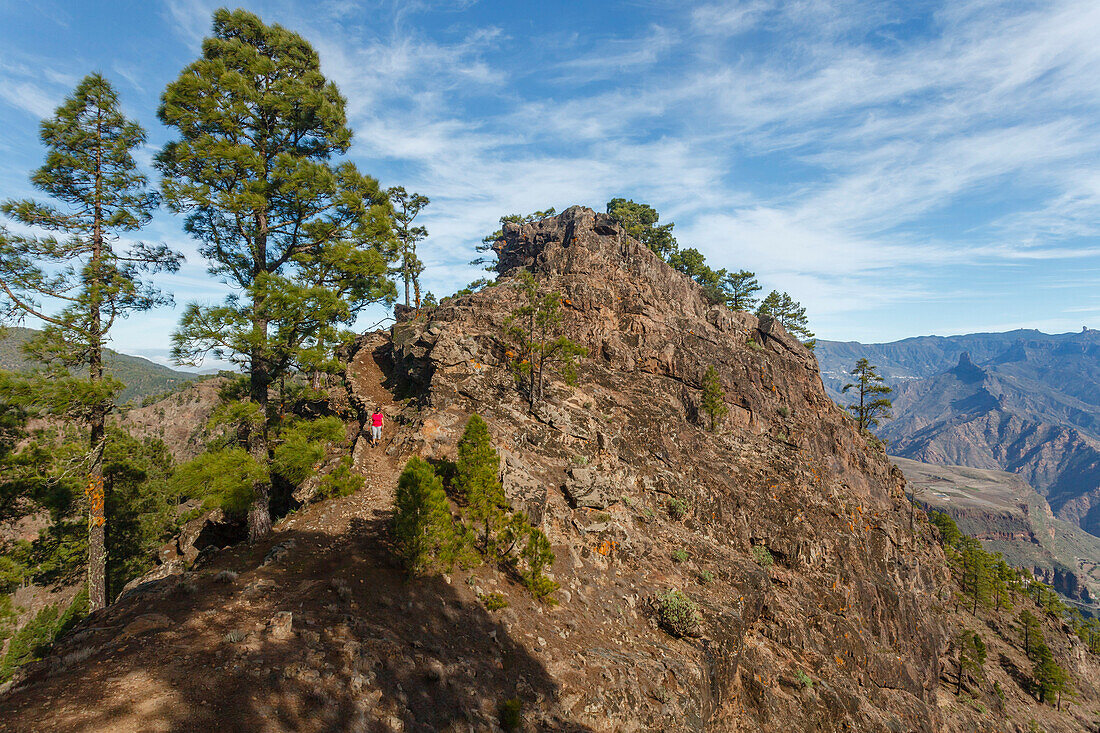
(0, 326), (196, 404)
(817, 328), (1100, 536)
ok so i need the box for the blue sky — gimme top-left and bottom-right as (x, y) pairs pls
(1, 0), (1099, 368)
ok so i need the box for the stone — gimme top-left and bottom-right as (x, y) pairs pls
(269, 611), (293, 640)
(122, 614), (173, 637)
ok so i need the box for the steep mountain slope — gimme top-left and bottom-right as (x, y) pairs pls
(894, 456), (1100, 608)
(0, 208), (1096, 732)
(0, 326), (197, 404)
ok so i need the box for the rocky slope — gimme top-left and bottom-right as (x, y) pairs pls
(0, 207), (1096, 732)
(894, 456), (1100, 608)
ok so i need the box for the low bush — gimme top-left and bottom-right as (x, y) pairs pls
(752, 544), (774, 568)
(654, 588), (700, 638)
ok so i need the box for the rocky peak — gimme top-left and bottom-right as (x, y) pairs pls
(950, 350), (986, 383)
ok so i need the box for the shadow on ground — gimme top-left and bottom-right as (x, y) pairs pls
(0, 504), (592, 732)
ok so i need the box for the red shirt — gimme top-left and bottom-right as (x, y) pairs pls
(371, 413), (384, 427)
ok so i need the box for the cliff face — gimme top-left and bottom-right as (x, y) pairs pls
(5, 207), (1097, 732)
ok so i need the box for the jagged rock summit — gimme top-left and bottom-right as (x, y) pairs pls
(4, 206), (1093, 732)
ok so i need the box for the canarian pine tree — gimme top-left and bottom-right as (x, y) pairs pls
(387, 186), (428, 310)
(700, 365), (728, 431)
(722, 270), (762, 311)
(503, 270), (586, 412)
(157, 9), (396, 542)
(393, 457), (453, 576)
(453, 414), (507, 551)
(842, 358), (893, 431)
(0, 74), (180, 610)
(756, 290), (815, 344)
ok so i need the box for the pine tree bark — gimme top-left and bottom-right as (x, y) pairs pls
(247, 215), (273, 544)
(86, 100), (107, 612)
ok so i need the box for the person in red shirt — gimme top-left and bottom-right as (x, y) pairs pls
(370, 409), (384, 445)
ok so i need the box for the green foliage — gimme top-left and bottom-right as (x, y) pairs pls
(700, 365), (728, 431)
(666, 497), (688, 521)
(453, 415), (507, 551)
(668, 247), (726, 304)
(654, 588), (700, 638)
(316, 455), (363, 499)
(393, 457), (454, 576)
(0, 73), (181, 609)
(752, 544), (774, 568)
(723, 271), (763, 311)
(954, 630), (987, 694)
(172, 448), (264, 517)
(756, 291), (815, 345)
(697, 570), (714, 584)
(0, 587), (87, 682)
(1018, 610), (1044, 659)
(842, 358), (893, 431)
(158, 8), (396, 541)
(0, 328), (194, 405)
(520, 527), (558, 602)
(1031, 643), (1071, 705)
(480, 592), (508, 611)
(499, 698), (523, 731)
(388, 186), (429, 309)
(671, 549), (689, 563)
(0, 593), (17, 643)
(795, 670), (814, 689)
(930, 510), (963, 547)
(503, 270), (587, 411)
(745, 337), (764, 352)
(272, 416), (347, 485)
(606, 198), (678, 258)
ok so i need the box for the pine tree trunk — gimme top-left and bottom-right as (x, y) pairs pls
(403, 241), (410, 308)
(247, 217), (273, 544)
(86, 101), (107, 612)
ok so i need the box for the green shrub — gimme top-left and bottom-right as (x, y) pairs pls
(746, 338), (764, 351)
(795, 670), (813, 689)
(172, 448), (264, 516)
(752, 544), (774, 568)
(654, 589), (699, 638)
(777, 406), (790, 418)
(480, 592), (508, 611)
(0, 587), (87, 682)
(697, 570), (714, 584)
(499, 698), (522, 731)
(667, 497), (687, 521)
(671, 549), (689, 564)
(316, 455), (363, 499)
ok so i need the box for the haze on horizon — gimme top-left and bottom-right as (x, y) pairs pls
(1, 0), (1098, 369)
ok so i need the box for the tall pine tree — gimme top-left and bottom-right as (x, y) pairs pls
(157, 9), (396, 542)
(0, 74), (179, 610)
(756, 290), (814, 344)
(387, 186), (428, 309)
(842, 358), (893, 431)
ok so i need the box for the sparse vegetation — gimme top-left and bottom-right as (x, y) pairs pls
(795, 670), (814, 689)
(498, 697), (523, 731)
(697, 570), (714, 584)
(480, 592), (508, 611)
(654, 588), (700, 638)
(700, 365), (728, 431)
(672, 549), (689, 563)
(752, 544), (774, 568)
(666, 497), (688, 520)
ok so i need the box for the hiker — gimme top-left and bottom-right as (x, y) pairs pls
(370, 409), (384, 445)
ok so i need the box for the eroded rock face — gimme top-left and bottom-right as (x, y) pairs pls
(378, 206), (957, 731)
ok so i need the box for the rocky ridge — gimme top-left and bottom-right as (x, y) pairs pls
(1, 207), (1097, 731)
